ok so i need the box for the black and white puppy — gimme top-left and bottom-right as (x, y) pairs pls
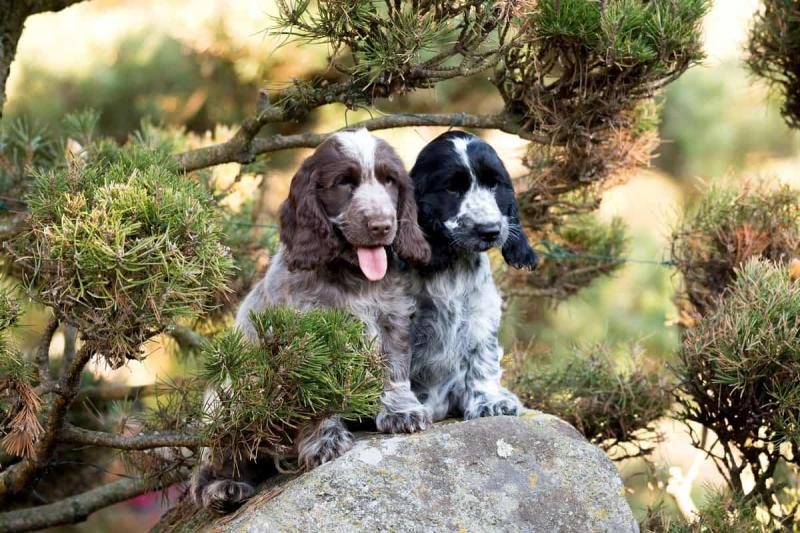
(409, 131), (538, 421)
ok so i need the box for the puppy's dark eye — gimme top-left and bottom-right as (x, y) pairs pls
(381, 173), (397, 187)
(336, 173), (358, 190)
(446, 170), (471, 194)
(479, 172), (500, 188)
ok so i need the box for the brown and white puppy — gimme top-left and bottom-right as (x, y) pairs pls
(192, 128), (432, 514)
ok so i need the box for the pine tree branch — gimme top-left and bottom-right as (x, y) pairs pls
(165, 324), (206, 351)
(60, 424), (203, 450)
(61, 324), (77, 368)
(0, 3), (30, 121)
(0, 476), (172, 532)
(24, 0), (88, 15)
(35, 317), (58, 383)
(176, 111), (545, 172)
(0, 344), (94, 502)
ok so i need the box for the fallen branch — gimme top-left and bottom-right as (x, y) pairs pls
(0, 476), (172, 532)
(175, 111), (545, 172)
(60, 424), (203, 450)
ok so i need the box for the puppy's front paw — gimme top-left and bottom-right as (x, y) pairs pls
(297, 418), (354, 470)
(464, 394), (522, 419)
(200, 479), (256, 515)
(376, 404), (432, 434)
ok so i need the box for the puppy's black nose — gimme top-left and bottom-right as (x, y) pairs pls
(369, 219), (392, 238)
(475, 223), (501, 243)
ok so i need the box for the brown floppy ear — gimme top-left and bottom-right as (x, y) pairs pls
(392, 170), (431, 266)
(279, 159), (340, 270)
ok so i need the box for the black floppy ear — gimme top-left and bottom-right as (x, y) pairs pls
(393, 174), (431, 266)
(279, 160), (340, 270)
(501, 191), (538, 270)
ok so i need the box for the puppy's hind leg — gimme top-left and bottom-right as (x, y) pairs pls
(191, 449), (258, 514)
(296, 416), (354, 470)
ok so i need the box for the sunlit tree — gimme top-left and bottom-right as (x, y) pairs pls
(0, 1), (714, 530)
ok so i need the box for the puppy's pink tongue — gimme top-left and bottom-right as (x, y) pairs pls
(356, 247), (387, 281)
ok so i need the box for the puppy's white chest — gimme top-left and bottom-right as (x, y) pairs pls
(416, 254), (502, 356)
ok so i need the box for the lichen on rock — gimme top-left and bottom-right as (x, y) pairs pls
(158, 414), (637, 533)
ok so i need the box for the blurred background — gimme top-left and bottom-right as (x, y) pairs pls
(3, 0), (800, 530)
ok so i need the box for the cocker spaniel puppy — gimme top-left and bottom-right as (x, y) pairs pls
(193, 129), (432, 513)
(409, 131), (538, 421)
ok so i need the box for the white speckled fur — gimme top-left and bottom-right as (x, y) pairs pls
(411, 254), (521, 421)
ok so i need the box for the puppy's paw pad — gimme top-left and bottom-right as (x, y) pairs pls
(466, 396), (522, 419)
(376, 406), (432, 434)
(298, 425), (354, 470)
(201, 480), (256, 514)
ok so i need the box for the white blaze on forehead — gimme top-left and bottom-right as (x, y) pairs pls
(352, 181), (395, 219)
(443, 135), (505, 229)
(449, 135), (474, 174)
(333, 128), (377, 176)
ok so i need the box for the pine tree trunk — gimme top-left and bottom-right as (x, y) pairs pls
(0, 0), (87, 119)
(0, 2), (28, 119)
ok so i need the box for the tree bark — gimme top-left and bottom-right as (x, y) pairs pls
(0, 344), (94, 502)
(60, 424), (203, 450)
(0, 476), (174, 532)
(0, 0), (88, 119)
(0, 3), (28, 120)
(175, 111), (545, 172)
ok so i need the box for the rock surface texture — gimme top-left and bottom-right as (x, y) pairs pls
(171, 412), (638, 533)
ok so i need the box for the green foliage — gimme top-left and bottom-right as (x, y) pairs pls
(640, 488), (765, 532)
(275, 0), (502, 94)
(511, 344), (672, 458)
(505, 0), (707, 236)
(212, 208), (279, 313)
(528, 0), (707, 66)
(688, 489), (765, 532)
(0, 288), (43, 459)
(503, 0), (709, 131)
(672, 183), (800, 315)
(656, 62), (800, 180)
(276, 0), (457, 85)
(6, 31), (259, 139)
(679, 258), (800, 447)
(0, 289), (29, 387)
(200, 307), (383, 464)
(13, 123), (234, 368)
(513, 215), (628, 301)
(748, 0), (800, 130)
(677, 258), (800, 525)
(0, 288), (21, 333)
(0, 117), (59, 199)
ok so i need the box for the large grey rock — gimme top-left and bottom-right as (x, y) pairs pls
(192, 412), (637, 533)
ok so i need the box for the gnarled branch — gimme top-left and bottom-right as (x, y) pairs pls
(0, 476), (174, 532)
(175, 111), (544, 172)
(60, 424), (203, 450)
(0, 344), (94, 502)
(0, 1), (89, 119)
